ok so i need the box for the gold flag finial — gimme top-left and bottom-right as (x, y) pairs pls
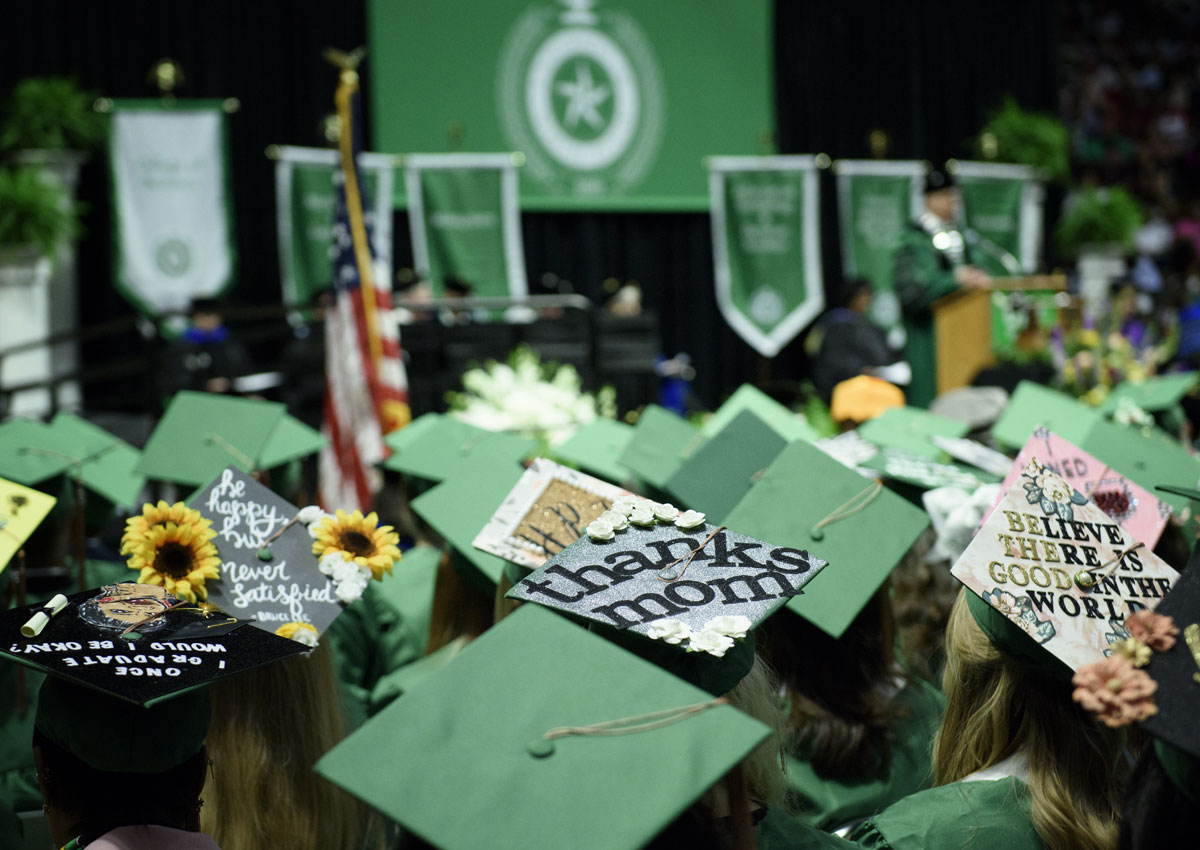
(324, 47), (367, 86)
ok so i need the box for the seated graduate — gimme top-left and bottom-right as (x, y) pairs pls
(1114, 543), (1200, 850)
(809, 277), (905, 404)
(842, 461), (1181, 850)
(720, 439), (943, 833)
(0, 576), (307, 849)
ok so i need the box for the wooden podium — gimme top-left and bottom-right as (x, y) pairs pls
(932, 274), (1066, 395)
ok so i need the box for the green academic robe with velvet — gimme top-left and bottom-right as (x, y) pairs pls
(892, 226), (973, 409)
(847, 777), (1040, 850)
(786, 678), (946, 832)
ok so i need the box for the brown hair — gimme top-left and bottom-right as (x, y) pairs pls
(200, 641), (378, 850)
(424, 550), (495, 654)
(762, 588), (900, 782)
(933, 590), (1127, 850)
(889, 527), (957, 681)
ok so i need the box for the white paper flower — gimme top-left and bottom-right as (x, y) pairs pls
(702, 615), (751, 639)
(297, 505), (328, 527)
(334, 576), (368, 604)
(318, 552), (346, 577)
(612, 495), (641, 516)
(629, 506), (656, 526)
(674, 509), (706, 530)
(647, 618), (693, 645)
(331, 558), (365, 585)
(599, 510), (630, 531)
(687, 629), (735, 657)
(652, 502), (680, 522)
(586, 519), (616, 542)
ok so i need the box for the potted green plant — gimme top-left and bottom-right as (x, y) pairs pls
(1055, 185), (1143, 316)
(975, 97), (1070, 183)
(0, 167), (76, 286)
(1, 77), (104, 178)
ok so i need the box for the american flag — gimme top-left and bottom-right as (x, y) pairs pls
(318, 74), (410, 511)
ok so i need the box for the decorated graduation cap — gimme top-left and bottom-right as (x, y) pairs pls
(856, 405), (968, 460)
(411, 461), (528, 587)
(723, 439), (929, 638)
(616, 404), (700, 493)
(0, 476), (56, 572)
(830, 375), (905, 424)
(507, 494), (826, 694)
(1082, 418), (1200, 515)
(860, 449), (992, 491)
(473, 458), (632, 573)
(382, 412), (535, 484)
(931, 435), (1013, 478)
(702, 383), (818, 442)
(984, 427), (1171, 548)
(951, 458), (1180, 677)
(137, 391), (325, 486)
(0, 581), (309, 709)
(991, 380), (1103, 450)
(664, 409), (788, 523)
(315, 604), (772, 850)
(550, 418), (636, 486)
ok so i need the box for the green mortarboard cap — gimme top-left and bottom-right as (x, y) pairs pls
(991, 381), (1102, 449)
(315, 604), (771, 850)
(723, 440), (929, 638)
(1139, 545), (1200, 792)
(551, 418), (635, 486)
(46, 412), (146, 508)
(0, 418), (75, 485)
(137, 391), (288, 486)
(856, 405), (968, 460)
(368, 635), (469, 711)
(474, 458), (632, 573)
(382, 413), (535, 484)
(951, 458), (1179, 675)
(617, 405), (701, 491)
(1082, 419), (1200, 513)
(258, 413), (327, 469)
(411, 462), (528, 586)
(1099, 372), (1198, 414)
(0, 582), (308, 708)
(701, 384), (818, 442)
(0, 476), (57, 572)
(665, 410), (788, 523)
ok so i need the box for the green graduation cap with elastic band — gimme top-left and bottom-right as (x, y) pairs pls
(0, 418), (77, 486)
(382, 412), (535, 485)
(315, 604), (772, 850)
(617, 405), (700, 493)
(1082, 418), (1200, 514)
(1099, 372), (1198, 415)
(856, 405), (968, 461)
(410, 461), (528, 587)
(991, 380), (1103, 450)
(723, 439), (929, 638)
(701, 383), (818, 442)
(551, 418), (636, 486)
(45, 412), (146, 508)
(665, 409), (788, 523)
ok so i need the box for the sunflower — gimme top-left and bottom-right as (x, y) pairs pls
(311, 509), (401, 580)
(121, 501), (216, 556)
(124, 521), (222, 603)
(275, 621), (319, 647)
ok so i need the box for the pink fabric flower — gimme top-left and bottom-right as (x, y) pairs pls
(1072, 656), (1158, 728)
(1125, 610), (1179, 652)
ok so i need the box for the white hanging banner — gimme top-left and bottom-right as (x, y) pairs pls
(109, 102), (234, 316)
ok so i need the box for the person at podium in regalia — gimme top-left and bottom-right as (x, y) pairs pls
(892, 167), (991, 408)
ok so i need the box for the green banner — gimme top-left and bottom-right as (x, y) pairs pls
(834, 160), (924, 347)
(404, 154), (528, 299)
(367, 0), (773, 210)
(709, 157), (825, 358)
(955, 161), (1051, 353)
(108, 100), (234, 318)
(273, 146), (394, 309)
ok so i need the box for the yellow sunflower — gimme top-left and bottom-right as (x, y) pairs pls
(275, 621), (319, 647)
(124, 521), (222, 603)
(121, 501), (216, 556)
(311, 510), (401, 580)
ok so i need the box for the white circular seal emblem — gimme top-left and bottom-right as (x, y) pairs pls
(749, 289), (785, 326)
(498, 0), (664, 197)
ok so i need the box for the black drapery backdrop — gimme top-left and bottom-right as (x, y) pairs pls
(0, 0), (1059, 412)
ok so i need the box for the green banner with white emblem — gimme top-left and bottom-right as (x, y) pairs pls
(367, 0), (773, 210)
(108, 100), (234, 318)
(709, 156), (825, 358)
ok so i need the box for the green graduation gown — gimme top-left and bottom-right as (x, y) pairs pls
(786, 677), (946, 832)
(891, 226), (974, 409)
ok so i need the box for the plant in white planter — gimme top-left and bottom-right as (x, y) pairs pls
(2, 77), (104, 165)
(0, 167), (76, 285)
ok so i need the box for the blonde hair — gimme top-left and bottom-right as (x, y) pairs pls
(933, 590), (1126, 850)
(724, 655), (789, 810)
(200, 641), (378, 850)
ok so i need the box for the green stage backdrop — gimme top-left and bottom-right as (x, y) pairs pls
(366, 0), (773, 210)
